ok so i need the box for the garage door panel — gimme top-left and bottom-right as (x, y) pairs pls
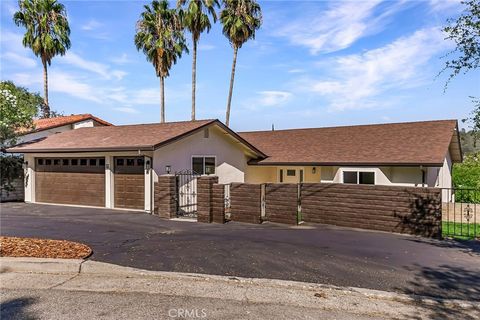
(114, 172), (144, 210)
(36, 171), (105, 207)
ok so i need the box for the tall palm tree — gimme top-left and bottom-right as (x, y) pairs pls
(135, 0), (188, 123)
(177, 0), (219, 120)
(221, 0), (262, 127)
(13, 0), (71, 118)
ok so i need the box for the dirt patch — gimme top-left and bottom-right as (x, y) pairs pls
(0, 236), (92, 259)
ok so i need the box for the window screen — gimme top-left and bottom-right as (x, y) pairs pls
(359, 172), (375, 184)
(192, 157), (204, 174)
(343, 171), (357, 184)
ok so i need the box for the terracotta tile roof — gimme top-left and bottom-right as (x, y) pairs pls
(32, 114), (113, 132)
(9, 120), (215, 152)
(239, 120), (461, 166)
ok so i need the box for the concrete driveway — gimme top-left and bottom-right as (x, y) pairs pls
(1, 202), (479, 301)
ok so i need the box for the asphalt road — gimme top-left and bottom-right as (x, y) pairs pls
(1, 202), (479, 301)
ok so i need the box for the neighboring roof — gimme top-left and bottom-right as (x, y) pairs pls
(30, 114), (113, 132)
(240, 120), (462, 166)
(8, 119), (266, 157)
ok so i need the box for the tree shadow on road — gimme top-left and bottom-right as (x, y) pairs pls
(395, 264), (480, 319)
(405, 237), (480, 258)
(0, 297), (38, 320)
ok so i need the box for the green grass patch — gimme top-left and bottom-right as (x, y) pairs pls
(442, 222), (480, 240)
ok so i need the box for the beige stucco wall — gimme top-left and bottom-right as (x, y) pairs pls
(248, 156), (453, 189)
(153, 125), (251, 184)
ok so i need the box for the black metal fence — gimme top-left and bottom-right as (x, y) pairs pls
(441, 188), (480, 240)
(175, 170), (200, 218)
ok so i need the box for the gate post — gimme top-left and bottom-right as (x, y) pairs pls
(197, 176), (218, 223)
(155, 175), (177, 219)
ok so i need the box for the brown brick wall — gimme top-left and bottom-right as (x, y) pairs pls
(230, 183), (262, 224)
(197, 176), (218, 223)
(265, 183), (298, 225)
(300, 183), (442, 237)
(155, 175), (176, 219)
(212, 184), (225, 224)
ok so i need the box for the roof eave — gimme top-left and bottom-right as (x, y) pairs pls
(247, 161), (445, 167)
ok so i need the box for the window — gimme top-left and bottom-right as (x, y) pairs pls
(53, 159), (60, 165)
(45, 159), (52, 165)
(80, 159), (87, 166)
(343, 171), (375, 185)
(359, 172), (375, 185)
(343, 171), (357, 184)
(71, 159), (78, 166)
(287, 169), (296, 176)
(137, 158), (144, 166)
(37, 159), (44, 165)
(279, 169), (284, 183)
(62, 159), (69, 166)
(126, 159), (135, 166)
(192, 156), (216, 175)
(89, 159), (97, 166)
(205, 157), (215, 175)
(99, 158), (105, 166)
(116, 158), (124, 166)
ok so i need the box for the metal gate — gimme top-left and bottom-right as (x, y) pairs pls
(175, 170), (200, 218)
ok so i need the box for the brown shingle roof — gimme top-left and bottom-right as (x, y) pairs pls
(239, 120), (461, 166)
(9, 120), (215, 153)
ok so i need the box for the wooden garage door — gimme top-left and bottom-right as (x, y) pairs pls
(35, 158), (105, 207)
(114, 157), (144, 210)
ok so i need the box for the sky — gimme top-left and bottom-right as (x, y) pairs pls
(1, 0), (479, 132)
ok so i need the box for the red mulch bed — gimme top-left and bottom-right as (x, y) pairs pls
(0, 236), (92, 259)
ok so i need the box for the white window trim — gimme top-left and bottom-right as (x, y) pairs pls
(191, 155), (217, 175)
(340, 169), (376, 185)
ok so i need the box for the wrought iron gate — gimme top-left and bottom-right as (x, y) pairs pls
(175, 170), (200, 218)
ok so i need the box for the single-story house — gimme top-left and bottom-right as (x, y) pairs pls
(7, 119), (462, 212)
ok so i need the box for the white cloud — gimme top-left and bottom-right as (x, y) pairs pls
(11, 70), (101, 103)
(81, 19), (103, 31)
(112, 53), (133, 65)
(1, 52), (36, 68)
(113, 107), (139, 114)
(253, 91), (292, 107)
(288, 68), (305, 74)
(276, 1), (407, 54)
(296, 28), (452, 111)
(429, 0), (462, 12)
(58, 52), (126, 80)
(198, 44), (215, 51)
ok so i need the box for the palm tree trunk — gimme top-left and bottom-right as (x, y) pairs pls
(42, 58), (50, 118)
(191, 40), (197, 121)
(225, 46), (238, 127)
(160, 76), (165, 123)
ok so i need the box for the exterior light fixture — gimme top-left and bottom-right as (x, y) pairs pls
(312, 167), (316, 174)
(145, 159), (151, 170)
(165, 165), (171, 174)
(22, 161), (28, 169)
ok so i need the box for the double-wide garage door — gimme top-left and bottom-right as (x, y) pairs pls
(35, 157), (106, 207)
